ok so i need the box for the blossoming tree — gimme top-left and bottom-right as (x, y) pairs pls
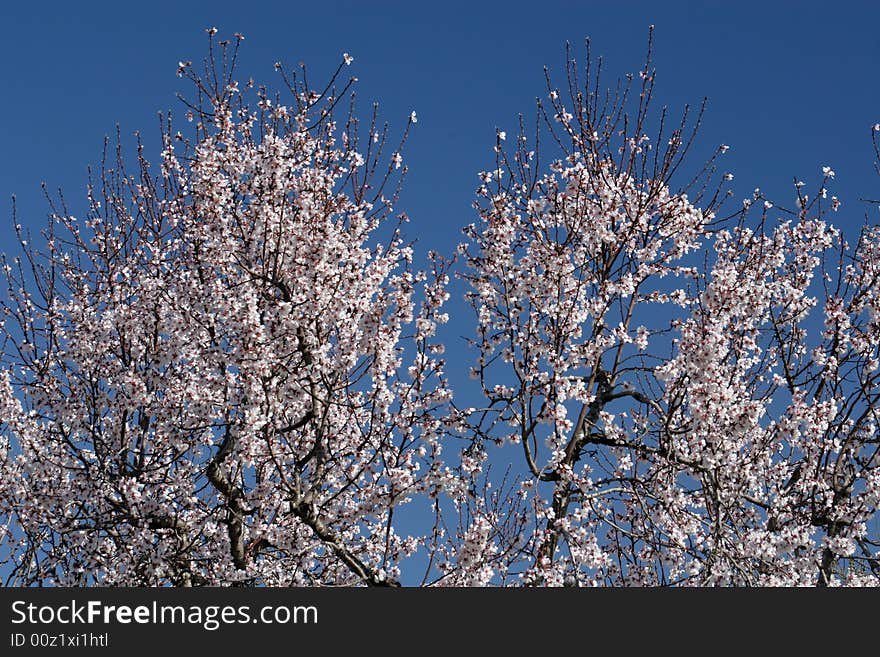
(453, 34), (880, 586)
(1, 30), (878, 586)
(0, 34), (451, 586)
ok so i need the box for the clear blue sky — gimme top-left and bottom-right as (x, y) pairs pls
(1, 0), (879, 586)
(3, 0), (878, 449)
(2, 0), (878, 260)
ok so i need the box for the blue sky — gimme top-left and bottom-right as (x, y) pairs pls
(2, 1), (878, 262)
(3, 0), (878, 469)
(1, 0), (879, 585)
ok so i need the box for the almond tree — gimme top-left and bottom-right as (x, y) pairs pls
(453, 30), (880, 586)
(0, 33), (451, 586)
(2, 30), (879, 587)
